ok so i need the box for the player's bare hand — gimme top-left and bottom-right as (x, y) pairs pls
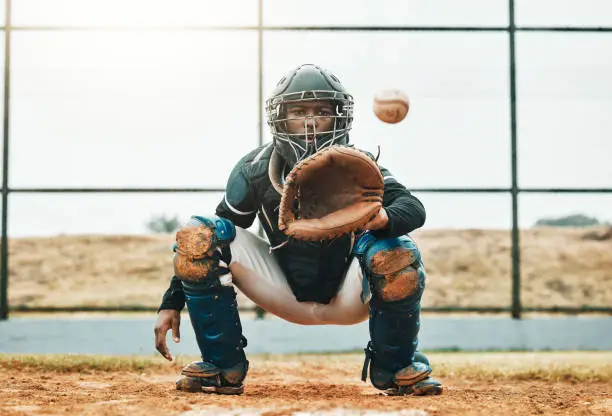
(154, 309), (181, 361)
(365, 207), (389, 231)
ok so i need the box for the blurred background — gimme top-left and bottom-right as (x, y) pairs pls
(0, 0), (611, 320)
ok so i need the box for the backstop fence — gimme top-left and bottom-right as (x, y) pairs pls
(1, 0), (611, 320)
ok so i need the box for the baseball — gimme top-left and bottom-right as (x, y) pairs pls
(373, 89), (410, 124)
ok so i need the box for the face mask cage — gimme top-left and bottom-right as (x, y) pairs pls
(265, 90), (354, 164)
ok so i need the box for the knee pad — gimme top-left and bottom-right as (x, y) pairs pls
(173, 215), (236, 283)
(357, 234), (425, 302)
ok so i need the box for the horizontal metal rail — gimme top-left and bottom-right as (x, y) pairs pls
(8, 187), (226, 193)
(2, 25), (612, 32)
(5, 187), (612, 193)
(9, 305), (612, 314)
(9, 305), (255, 313)
(424, 306), (612, 314)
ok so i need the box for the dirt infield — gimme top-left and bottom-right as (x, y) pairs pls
(2, 352), (611, 416)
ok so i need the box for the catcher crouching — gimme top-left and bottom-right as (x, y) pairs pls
(154, 64), (443, 397)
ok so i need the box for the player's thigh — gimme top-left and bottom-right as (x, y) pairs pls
(229, 228), (319, 324)
(229, 227), (292, 291)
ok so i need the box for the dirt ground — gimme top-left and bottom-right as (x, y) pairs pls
(2, 354), (611, 416)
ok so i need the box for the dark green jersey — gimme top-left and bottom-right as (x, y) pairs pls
(159, 143), (426, 310)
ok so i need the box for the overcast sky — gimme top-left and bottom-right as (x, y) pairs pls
(3, 0), (612, 236)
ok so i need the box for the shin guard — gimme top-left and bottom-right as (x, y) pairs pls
(183, 285), (247, 370)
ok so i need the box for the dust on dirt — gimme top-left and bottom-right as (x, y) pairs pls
(1, 356), (611, 416)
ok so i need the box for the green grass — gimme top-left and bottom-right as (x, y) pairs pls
(429, 351), (612, 382)
(2, 352), (611, 382)
(0, 353), (177, 373)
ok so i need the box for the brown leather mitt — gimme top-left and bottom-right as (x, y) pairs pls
(278, 145), (384, 241)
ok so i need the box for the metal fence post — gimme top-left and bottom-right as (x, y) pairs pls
(508, 0), (521, 319)
(0, 0), (12, 321)
(258, 0), (264, 149)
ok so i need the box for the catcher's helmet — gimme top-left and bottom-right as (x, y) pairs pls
(266, 64), (354, 167)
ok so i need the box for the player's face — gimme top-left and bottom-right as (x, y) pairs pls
(284, 101), (335, 142)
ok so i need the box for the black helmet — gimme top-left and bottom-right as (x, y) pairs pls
(265, 64), (354, 167)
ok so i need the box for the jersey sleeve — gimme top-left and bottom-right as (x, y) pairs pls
(157, 275), (185, 312)
(374, 166), (426, 238)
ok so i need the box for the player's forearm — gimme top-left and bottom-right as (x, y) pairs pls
(377, 194), (426, 238)
(157, 275), (186, 312)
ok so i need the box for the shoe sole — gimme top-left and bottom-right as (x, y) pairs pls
(176, 383), (244, 395)
(413, 384), (443, 396)
(201, 385), (244, 395)
(385, 383), (443, 396)
(176, 375), (244, 395)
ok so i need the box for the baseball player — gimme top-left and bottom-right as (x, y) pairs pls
(154, 64), (443, 396)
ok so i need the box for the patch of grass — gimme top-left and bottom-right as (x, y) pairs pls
(257, 351), (612, 382)
(0, 354), (184, 373)
(2, 352), (611, 383)
(429, 351), (612, 382)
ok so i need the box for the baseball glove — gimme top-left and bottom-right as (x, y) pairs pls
(278, 145), (384, 241)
